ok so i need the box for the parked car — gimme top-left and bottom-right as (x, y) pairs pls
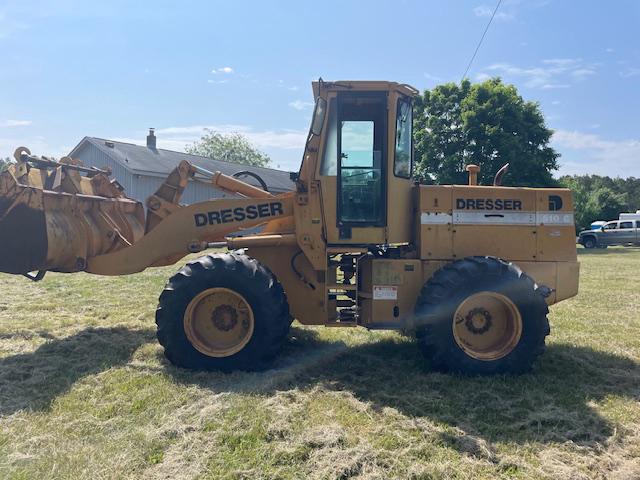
(578, 220), (640, 248)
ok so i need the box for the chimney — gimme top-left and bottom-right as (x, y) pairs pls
(146, 128), (156, 149)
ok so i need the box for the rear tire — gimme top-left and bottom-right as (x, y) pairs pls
(414, 256), (549, 375)
(156, 252), (291, 372)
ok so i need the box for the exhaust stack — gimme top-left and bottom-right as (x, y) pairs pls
(466, 164), (480, 186)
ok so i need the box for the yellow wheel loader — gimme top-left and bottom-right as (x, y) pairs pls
(0, 80), (579, 374)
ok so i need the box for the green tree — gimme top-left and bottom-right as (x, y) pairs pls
(0, 157), (10, 172)
(186, 130), (270, 167)
(559, 174), (638, 232)
(414, 78), (559, 187)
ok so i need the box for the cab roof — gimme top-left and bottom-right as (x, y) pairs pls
(311, 80), (419, 98)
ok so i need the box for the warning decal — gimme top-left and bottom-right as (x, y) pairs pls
(373, 286), (398, 301)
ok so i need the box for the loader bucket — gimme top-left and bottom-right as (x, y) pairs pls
(0, 193), (48, 274)
(0, 148), (145, 276)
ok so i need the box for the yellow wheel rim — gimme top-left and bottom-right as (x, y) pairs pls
(452, 291), (522, 361)
(183, 287), (254, 358)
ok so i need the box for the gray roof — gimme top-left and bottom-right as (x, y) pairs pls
(69, 137), (295, 193)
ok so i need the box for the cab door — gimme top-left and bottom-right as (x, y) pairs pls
(316, 89), (414, 246)
(336, 91), (387, 239)
(602, 221), (622, 245)
(318, 92), (388, 245)
(617, 221), (636, 244)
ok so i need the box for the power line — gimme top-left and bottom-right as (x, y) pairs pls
(461, 0), (503, 83)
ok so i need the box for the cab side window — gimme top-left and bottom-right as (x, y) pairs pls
(320, 98), (338, 176)
(603, 222), (618, 230)
(620, 221), (633, 229)
(394, 99), (412, 178)
(637, 221), (640, 228)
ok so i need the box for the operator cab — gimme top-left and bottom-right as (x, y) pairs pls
(303, 80), (418, 245)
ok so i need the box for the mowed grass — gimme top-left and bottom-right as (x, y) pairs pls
(0, 249), (639, 479)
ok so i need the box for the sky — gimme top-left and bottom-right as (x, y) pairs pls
(0, 0), (638, 177)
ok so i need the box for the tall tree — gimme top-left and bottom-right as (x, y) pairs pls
(414, 78), (559, 187)
(186, 130), (270, 167)
(559, 174), (638, 232)
(0, 157), (10, 172)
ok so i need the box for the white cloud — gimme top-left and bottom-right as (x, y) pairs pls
(553, 130), (640, 177)
(620, 67), (640, 78)
(211, 66), (234, 74)
(571, 68), (596, 78)
(541, 83), (570, 89)
(0, 136), (66, 159)
(473, 5), (514, 21)
(423, 72), (443, 84)
(479, 58), (598, 89)
(483, 63), (553, 88)
(473, 5), (492, 16)
(114, 124), (307, 154)
(605, 48), (615, 53)
(0, 119), (32, 127)
(241, 129), (307, 150)
(541, 58), (580, 67)
(288, 100), (314, 111)
(207, 79), (228, 84)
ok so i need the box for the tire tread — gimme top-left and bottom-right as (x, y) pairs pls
(156, 252), (291, 371)
(415, 256), (550, 375)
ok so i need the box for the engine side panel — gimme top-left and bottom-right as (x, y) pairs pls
(416, 184), (579, 304)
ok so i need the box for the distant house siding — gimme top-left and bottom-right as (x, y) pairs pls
(73, 143), (134, 192)
(74, 143), (236, 204)
(130, 175), (236, 204)
(128, 175), (163, 203)
(181, 178), (237, 203)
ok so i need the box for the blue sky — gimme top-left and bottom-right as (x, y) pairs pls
(0, 0), (638, 177)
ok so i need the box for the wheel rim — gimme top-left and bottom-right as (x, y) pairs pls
(452, 291), (522, 361)
(183, 287), (254, 358)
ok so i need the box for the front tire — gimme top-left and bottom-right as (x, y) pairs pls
(156, 252), (291, 372)
(582, 236), (597, 249)
(414, 256), (549, 375)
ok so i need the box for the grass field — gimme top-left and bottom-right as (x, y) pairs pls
(1, 248), (639, 479)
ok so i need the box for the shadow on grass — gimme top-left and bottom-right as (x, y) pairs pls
(3, 324), (637, 449)
(0, 327), (155, 415)
(298, 339), (639, 446)
(167, 326), (640, 448)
